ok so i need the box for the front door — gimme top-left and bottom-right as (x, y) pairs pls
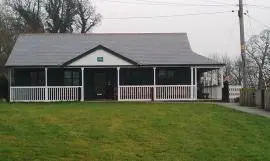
(84, 68), (116, 100)
(93, 72), (106, 99)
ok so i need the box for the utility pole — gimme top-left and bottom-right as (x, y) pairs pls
(238, 0), (247, 88)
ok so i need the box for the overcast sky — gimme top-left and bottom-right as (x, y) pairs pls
(1, 0), (270, 59)
(92, 0), (270, 59)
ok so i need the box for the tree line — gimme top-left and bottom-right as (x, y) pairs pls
(0, 0), (101, 75)
(212, 29), (270, 89)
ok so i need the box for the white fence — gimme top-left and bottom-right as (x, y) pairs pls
(203, 85), (242, 100)
(229, 85), (242, 99)
(119, 85), (196, 101)
(203, 86), (222, 100)
(10, 86), (81, 102)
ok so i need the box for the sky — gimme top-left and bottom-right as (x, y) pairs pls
(91, 0), (270, 59)
(1, 0), (270, 59)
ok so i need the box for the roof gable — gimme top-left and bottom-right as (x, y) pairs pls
(64, 45), (137, 66)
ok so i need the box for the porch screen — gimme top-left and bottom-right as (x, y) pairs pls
(13, 68), (45, 86)
(157, 68), (191, 85)
(47, 69), (81, 86)
(120, 68), (153, 85)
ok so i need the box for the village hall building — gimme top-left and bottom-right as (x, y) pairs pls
(5, 33), (225, 102)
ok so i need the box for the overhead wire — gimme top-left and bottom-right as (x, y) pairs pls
(103, 10), (233, 20)
(246, 15), (270, 29)
(101, 0), (238, 7)
(244, 0), (256, 37)
(224, 16), (237, 54)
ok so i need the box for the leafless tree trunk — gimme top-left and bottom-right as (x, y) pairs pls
(76, 0), (101, 33)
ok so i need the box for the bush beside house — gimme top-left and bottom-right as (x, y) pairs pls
(0, 75), (8, 100)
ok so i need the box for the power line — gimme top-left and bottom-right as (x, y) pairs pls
(101, 0), (237, 7)
(104, 11), (233, 20)
(132, 0), (235, 6)
(246, 15), (270, 29)
(244, 0), (255, 36)
(224, 17), (237, 54)
(201, 0), (236, 5)
(245, 4), (270, 10)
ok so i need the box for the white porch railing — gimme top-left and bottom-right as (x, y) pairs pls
(48, 86), (81, 101)
(229, 85), (242, 99)
(10, 86), (81, 102)
(119, 85), (153, 101)
(156, 85), (196, 101)
(119, 85), (196, 101)
(10, 86), (46, 102)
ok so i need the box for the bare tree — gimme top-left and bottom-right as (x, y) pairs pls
(7, 0), (44, 33)
(246, 29), (270, 89)
(0, 5), (25, 76)
(232, 58), (243, 85)
(45, 0), (78, 33)
(75, 0), (101, 33)
(6, 0), (102, 33)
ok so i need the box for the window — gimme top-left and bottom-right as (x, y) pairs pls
(30, 71), (44, 86)
(159, 70), (167, 79)
(158, 69), (175, 84)
(64, 71), (80, 86)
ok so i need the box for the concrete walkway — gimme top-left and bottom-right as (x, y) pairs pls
(217, 103), (270, 119)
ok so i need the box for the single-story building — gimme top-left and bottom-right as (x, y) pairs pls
(5, 33), (225, 102)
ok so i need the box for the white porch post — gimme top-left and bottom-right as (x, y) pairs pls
(9, 68), (12, 102)
(194, 67), (198, 99)
(191, 67), (194, 99)
(211, 70), (213, 98)
(153, 67), (156, 101)
(81, 68), (84, 101)
(117, 67), (120, 101)
(220, 67), (224, 88)
(45, 67), (48, 101)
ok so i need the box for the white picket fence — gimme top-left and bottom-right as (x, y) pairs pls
(203, 85), (242, 100)
(229, 85), (242, 99)
(119, 85), (196, 101)
(10, 86), (81, 102)
(203, 86), (222, 100)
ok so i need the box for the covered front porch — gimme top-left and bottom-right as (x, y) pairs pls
(9, 66), (224, 102)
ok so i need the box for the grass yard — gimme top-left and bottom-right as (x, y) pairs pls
(1, 103), (270, 161)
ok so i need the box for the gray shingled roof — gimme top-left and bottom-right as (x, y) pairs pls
(5, 33), (223, 67)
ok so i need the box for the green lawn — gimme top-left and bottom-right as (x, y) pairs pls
(1, 103), (270, 161)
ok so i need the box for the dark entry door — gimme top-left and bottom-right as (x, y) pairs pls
(93, 72), (106, 99)
(86, 69), (115, 100)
